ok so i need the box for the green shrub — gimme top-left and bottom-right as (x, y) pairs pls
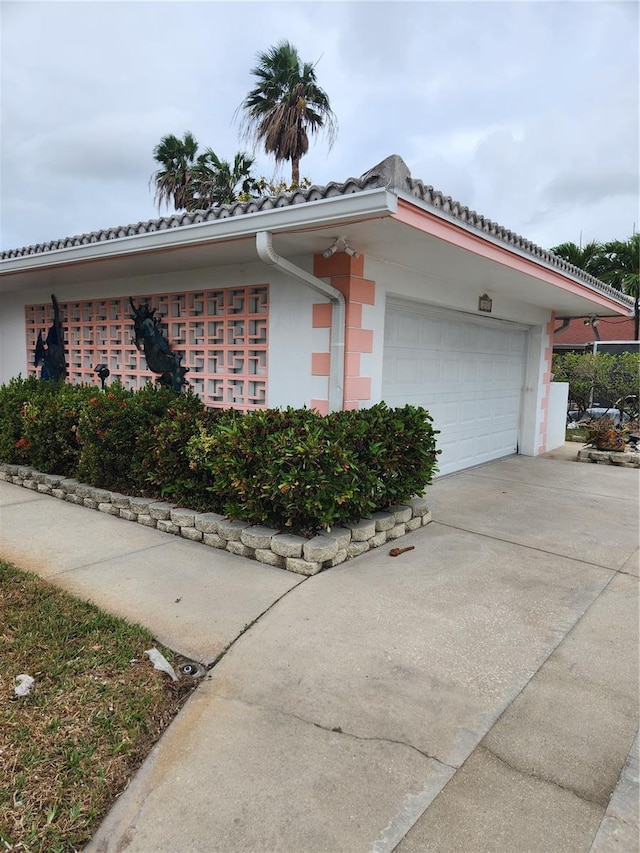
(136, 394), (231, 509)
(553, 351), (639, 417)
(74, 382), (228, 496)
(187, 403), (440, 532)
(0, 378), (440, 532)
(75, 381), (152, 493)
(0, 375), (49, 464)
(19, 382), (95, 476)
(332, 403), (440, 510)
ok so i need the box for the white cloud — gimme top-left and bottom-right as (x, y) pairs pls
(1, 0), (638, 251)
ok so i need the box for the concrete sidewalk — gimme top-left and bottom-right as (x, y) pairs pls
(1, 447), (638, 852)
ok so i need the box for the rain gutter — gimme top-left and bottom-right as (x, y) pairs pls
(0, 189), (396, 275)
(256, 230), (345, 413)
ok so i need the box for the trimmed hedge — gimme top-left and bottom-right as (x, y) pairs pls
(0, 378), (440, 532)
(186, 403), (439, 531)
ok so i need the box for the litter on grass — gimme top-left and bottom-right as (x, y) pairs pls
(144, 648), (178, 682)
(14, 674), (35, 696)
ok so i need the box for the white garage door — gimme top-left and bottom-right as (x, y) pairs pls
(382, 301), (527, 476)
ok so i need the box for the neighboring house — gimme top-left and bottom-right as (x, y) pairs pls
(0, 155), (633, 477)
(553, 316), (637, 352)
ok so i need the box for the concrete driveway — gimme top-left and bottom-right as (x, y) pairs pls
(1, 449), (638, 852)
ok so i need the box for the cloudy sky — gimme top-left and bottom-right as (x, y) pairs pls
(1, 0), (638, 253)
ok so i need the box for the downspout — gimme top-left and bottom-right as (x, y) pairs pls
(256, 230), (345, 413)
(553, 318), (571, 335)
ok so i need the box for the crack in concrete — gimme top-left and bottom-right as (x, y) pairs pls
(606, 814), (633, 828)
(303, 715), (455, 770)
(480, 743), (606, 809)
(380, 571), (622, 849)
(210, 691), (456, 770)
(616, 565), (640, 578)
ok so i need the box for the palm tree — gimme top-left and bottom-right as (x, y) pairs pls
(152, 134), (257, 211)
(151, 132), (200, 212)
(601, 234), (640, 340)
(550, 240), (607, 279)
(238, 40), (337, 186)
(195, 150), (257, 206)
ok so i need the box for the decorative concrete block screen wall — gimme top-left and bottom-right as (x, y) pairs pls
(25, 286), (269, 409)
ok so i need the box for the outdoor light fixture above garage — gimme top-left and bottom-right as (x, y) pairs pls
(478, 293), (493, 313)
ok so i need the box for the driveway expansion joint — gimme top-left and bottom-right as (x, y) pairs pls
(431, 520), (623, 573)
(2, 495), (49, 507)
(206, 576), (309, 671)
(52, 540), (177, 577)
(464, 470), (639, 502)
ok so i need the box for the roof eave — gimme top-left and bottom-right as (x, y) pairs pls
(393, 191), (634, 314)
(0, 189), (398, 276)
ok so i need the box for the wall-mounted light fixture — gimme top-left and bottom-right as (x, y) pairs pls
(584, 315), (601, 340)
(478, 293), (493, 313)
(322, 236), (360, 259)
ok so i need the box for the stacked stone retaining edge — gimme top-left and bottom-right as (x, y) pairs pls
(0, 463), (433, 576)
(576, 448), (640, 468)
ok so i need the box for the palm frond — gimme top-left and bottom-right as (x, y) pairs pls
(237, 41), (337, 182)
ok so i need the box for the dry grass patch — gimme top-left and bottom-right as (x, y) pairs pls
(0, 560), (197, 852)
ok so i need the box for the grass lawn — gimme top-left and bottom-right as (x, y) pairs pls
(0, 560), (197, 852)
(566, 425), (589, 443)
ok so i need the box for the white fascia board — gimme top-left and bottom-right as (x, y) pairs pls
(394, 190), (633, 313)
(0, 189), (398, 274)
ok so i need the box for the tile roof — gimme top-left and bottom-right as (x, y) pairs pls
(1, 154), (633, 308)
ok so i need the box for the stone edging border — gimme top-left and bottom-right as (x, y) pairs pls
(577, 448), (640, 468)
(0, 463), (432, 576)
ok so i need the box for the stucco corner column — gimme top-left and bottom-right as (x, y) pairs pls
(519, 314), (556, 456)
(312, 252), (375, 412)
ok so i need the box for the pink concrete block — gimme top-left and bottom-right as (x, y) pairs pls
(313, 253), (364, 279)
(311, 352), (330, 376)
(346, 327), (373, 353)
(312, 303), (332, 328)
(344, 352), (361, 377)
(324, 276), (376, 305)
(344, 376), (372, 401)
(27, 287), (269, 412)
(343, 401), (360, 411)
(346, 302), (363, 328)
(349, 278), (376, 305)
(310, 399), (329, 416)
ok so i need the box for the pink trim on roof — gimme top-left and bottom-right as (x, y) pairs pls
(394, 200), (629, 315)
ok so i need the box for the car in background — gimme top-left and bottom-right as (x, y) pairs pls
(567, 407), (623, 426)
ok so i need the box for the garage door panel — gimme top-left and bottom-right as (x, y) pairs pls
(382, 302), (526, 476)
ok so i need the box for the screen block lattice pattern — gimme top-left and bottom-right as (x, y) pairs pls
(25, 286), (269, 409)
